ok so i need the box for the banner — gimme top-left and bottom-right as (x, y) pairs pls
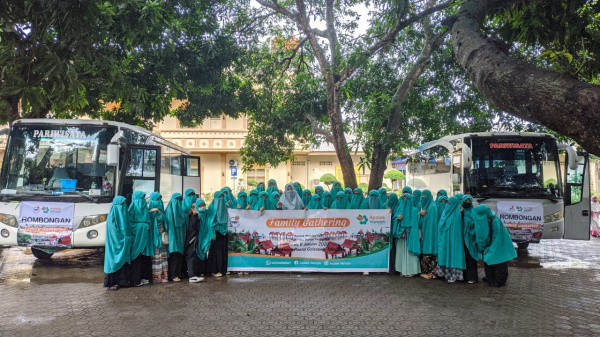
(227, 209), (391, 272)
(496, 201), (543, 243)
(17, 202), (75, 248)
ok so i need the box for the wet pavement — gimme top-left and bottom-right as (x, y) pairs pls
(0, 239), (599, 337)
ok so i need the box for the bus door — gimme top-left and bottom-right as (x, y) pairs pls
(182, 155), (201, 196)
(563, 151), (590, 240)
(120, 145), (161, 202)
(451, 151), (463, 195)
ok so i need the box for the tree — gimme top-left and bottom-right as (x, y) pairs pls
(319, 173), (337, 190)
(451, 0), (600, 155)
(383, 170), (405, 190)
(0, 0), (240, 126)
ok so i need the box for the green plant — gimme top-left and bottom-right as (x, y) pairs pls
(407, 178), (427, 189)
(320, 173), (337, 189)
(247, 179), (258, 187)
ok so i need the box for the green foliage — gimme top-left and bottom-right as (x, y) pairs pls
(544, 178), (558, 187)
(319, 173), (337, 187)
(407, 178), (427, 189)
(358, 183), (369, 192)
(247, 179), (258, 187)
(384, 170), (405, 181)
(0, 0), (241, 126)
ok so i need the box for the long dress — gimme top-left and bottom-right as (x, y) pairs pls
(149, 192), (168, 283)
(165, 193), (186, 280)
(591, 200), (600, 237)
(128, 191), (152, 285)
(435, 196), (466, 282)
(104, 196), (132, 289)
(208, 192), (229, 275)
(418, 191), (438, 275)
(394, 193), (421, 276)
(461, 195), (479, 283)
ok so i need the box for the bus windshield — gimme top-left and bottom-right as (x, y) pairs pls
(465, 136), (561, 199)
(0, 124), (117, 199)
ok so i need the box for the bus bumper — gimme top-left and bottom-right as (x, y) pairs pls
(0, 222), (18, 246)
(72, 222), (106, 248)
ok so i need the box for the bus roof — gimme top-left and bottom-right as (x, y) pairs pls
(415, 132), (556, 153)
(12, 118), (190, 155)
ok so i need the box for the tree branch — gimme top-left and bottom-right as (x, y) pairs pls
(305, 113), (334, 143)
(279, 37), (309, 74)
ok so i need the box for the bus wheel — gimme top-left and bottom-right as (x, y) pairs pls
(516, 242), (529, 250)
(31, 248), (54, 259)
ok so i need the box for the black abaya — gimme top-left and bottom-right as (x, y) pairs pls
(209, 232), (228, 275)
(484, 262), (509, 287)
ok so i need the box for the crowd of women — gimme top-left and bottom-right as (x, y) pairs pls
(103, 179), (517, 290)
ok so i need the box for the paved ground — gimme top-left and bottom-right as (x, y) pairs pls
(0, 239), (599, 337)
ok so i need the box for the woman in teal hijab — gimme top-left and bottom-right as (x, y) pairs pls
(269, 191), (282, 209)
(256, 181), (266, 192)
(367, 190), (383, 209)
(331, 191), (349, 209)
(194, 200), (213, 276)
(378, 188), (388, 208)
(182, 189), (197, 228)
(435, 196), (466, 283)
(472, 205), (517, 287)
(128, 191), (152, 286)
(221, 187), (237, 209)
(344, 188), (353, 203)
(436, 196), (449, 222)
(301, 189), (312, 208)
(412, 189), (422, 208)
(314, 186), (324, 198)
(322, 191), (334, 209)
(247, 189), (259, 209)
(208, 191), (229, 277)
(393, 193), (421, 276)
(435, 189), (448, 203)
(402, 186), (412, 194)
(350, 188), (366, 209)
(330, 181), (343, 198)
(236, 191), (249, 210)
(266, 179), (279, 195)
(293, 182), (303, 197)
(104, 196), (131, 290)
(164, 193), (186, 282)
(386, 193), (399, 212)
(253, 191), (275, 211)
(461, 195), (479, 283)
(149, 192), (168, 283)
(418, 189), (438, 279)
(307, 194), (323, 209)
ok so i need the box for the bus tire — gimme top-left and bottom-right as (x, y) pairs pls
(516, 242), (529, 250)
(31, 248), (54, 259)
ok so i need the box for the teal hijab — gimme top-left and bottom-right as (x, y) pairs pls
(436, 196), (465, 269)
(412, 190), (422, 208)
(314, 186), (324, 197)
(367, 190), (383, 209)
(248, 189), (259, 208)
(293, 182), (303, 197)
(418, 189), (438, 255)
(148, 192), (165, 249)
(164, 193), (186, 254)
(330, 181), (343, 198)
(221, 187), (237, 208)
(455, 193), (464, 200)
(461, 195), (479, 260)
(331, 191), (349, 209)
(182, 189), (197, 214)
(208, 191), (229, 235)
(128, 191), (151, 260)
(322, 191), (334, 208)
(378, 188), (388, 208)
(195, 199), (213, 260)
(472, 205), (517, 265)
(266, 179), (279, 195)
(402, 186), (412, 194)
(253, 191), (274, 210)
(256, 182), (266, 192)
(350, 188), (366, 209)
(269, 191), (281, 208)
(301, 189), (312, 207)
(386, 193), (399, 211)
(104, 196), (131, 274)
(394, 193), (421, 255)
(237, 191), (248, 209)
(344, 188), (353, 202)
(307, 194), (323, 209)
(435, 189), (448, 205)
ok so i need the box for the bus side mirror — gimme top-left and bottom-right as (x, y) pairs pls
(107, 144), (119, 166)
(455, 142), (472, 170)
(559, 144), (578, 170)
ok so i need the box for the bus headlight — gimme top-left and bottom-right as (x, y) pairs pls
(544, 210), (564, 223)
(1, 229), (9, 238)
(87, 230), (98, 239)
(80, 214), (107, 229)
(0, 214), (18, 228)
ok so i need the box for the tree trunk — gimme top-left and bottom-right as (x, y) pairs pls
(452, 0), (600, 155)
(3, 96), (21, 123)
(327, 80), (358, 189)
(368, 143), (389, 191)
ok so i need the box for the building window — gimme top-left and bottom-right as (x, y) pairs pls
(319, 161), (332, 166)
(292, 161), (306, 166)
(247, 168), (266, 183)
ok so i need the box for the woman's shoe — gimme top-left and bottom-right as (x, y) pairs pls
(172, 277), (181, 282)
(213, 273), (223, 277)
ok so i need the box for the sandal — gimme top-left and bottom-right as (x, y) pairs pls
(108, 285), (119, 291)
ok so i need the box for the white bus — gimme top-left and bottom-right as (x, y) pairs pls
(0, 119), (201, 259)
(405, 132), (590, 249)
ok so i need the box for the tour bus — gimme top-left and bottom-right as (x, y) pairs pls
(0, 119), (201, 259)
(405, 132), (590, 249)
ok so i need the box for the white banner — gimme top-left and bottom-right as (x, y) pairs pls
(227, 209), (391, 272)
(496, 201), (543, 242)
(18, 202), (75, 248)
